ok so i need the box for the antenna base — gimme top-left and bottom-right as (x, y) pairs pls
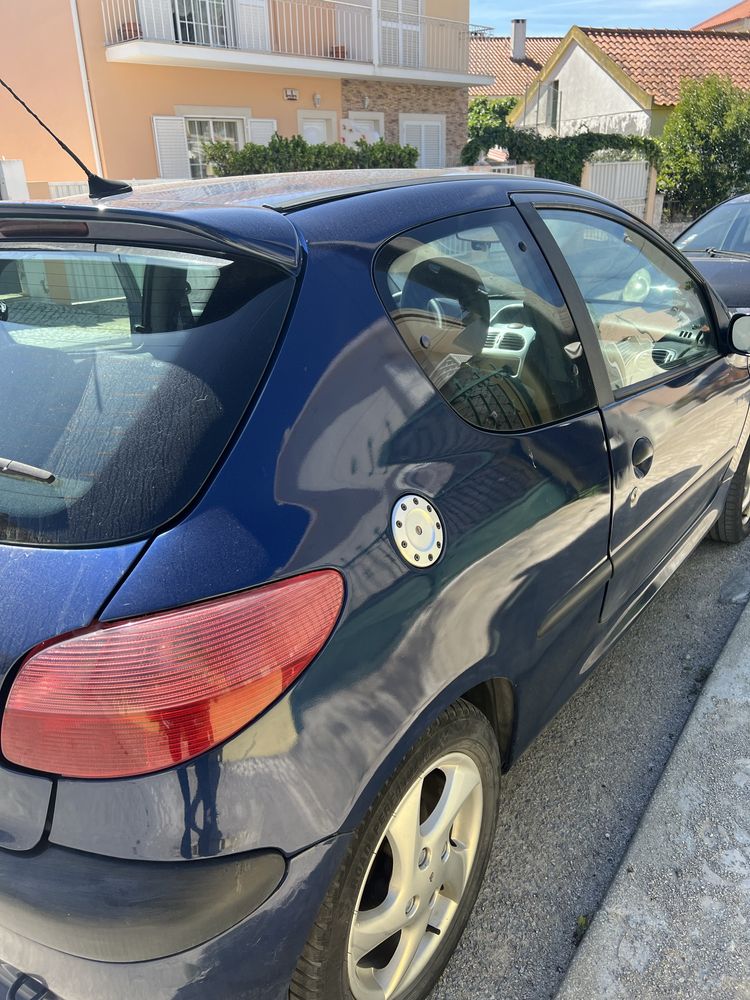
(88, 175), (133, 200)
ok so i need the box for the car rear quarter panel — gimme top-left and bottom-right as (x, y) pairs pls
(0, 541), (146, 850)
(47, 186), (614, 861)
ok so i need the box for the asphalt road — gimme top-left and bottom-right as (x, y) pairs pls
(430, 532), (750, 1000)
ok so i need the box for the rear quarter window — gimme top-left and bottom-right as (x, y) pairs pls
(373, 208), (597, 433)
(0, 244), (294, 546)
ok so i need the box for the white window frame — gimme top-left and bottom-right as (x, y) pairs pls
(175, 104), (252, 120)
(546, 81), (560, 131)
(184, 116), (246, 178)
(297, 110), (338, 145)
(398, 113), (446, 168)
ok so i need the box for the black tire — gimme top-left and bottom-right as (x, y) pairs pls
(711, 438), (750, 543)
(289, 700), (501, 1000)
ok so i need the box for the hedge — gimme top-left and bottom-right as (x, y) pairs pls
(204, 133), (419, 176)
(461, 123), (660, 186)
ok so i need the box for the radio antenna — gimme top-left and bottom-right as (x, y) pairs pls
(0, 76), (133, 200)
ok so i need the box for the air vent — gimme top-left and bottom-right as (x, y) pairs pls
(497, 331), (526, 351)
(484, 331), (498, 349)
(653, 347), (678, 366)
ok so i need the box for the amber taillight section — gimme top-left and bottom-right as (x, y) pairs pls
(2, 570), (344, 779)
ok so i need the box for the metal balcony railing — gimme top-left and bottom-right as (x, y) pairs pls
(102, 0), (490, 74)
(379, 6), (480, 74)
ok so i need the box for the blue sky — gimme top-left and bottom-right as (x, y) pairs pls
(470, 0), (724, 36)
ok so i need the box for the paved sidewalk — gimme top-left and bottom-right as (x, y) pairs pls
(556, 599), (750, 1000)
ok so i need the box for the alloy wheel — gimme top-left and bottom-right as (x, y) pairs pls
(742, 462), (750, 526)
(347, 751), (484, 1000)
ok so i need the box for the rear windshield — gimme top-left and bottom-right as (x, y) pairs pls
(675, 202), (750, 254)
(0, 244), (294, 546)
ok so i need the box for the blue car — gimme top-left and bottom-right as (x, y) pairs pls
(2, 171), (750, 1000)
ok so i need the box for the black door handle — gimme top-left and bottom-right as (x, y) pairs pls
(632, 436), (654, 477)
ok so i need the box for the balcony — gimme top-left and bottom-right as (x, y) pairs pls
(102, 0), (493, 85)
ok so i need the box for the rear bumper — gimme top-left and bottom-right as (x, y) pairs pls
(1, 843), (285, 964)
(0, 834), (350, 1000)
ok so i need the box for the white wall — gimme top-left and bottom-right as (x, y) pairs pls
(515, 42), (652, 137)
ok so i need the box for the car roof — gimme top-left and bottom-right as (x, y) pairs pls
(52, 169), (583, 213)
(0, 171), (610, 266)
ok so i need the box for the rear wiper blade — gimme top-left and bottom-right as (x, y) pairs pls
(0, 457), (55, 484)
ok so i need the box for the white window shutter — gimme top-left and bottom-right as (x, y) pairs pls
(401, 122), (422, 153)
(401, 27), (420, 68)
(152, 116), (191, 179)
(401, 122), (424, 167)
(420, 122), (443, 168)
(248, 118), (277, 146)
(380, 23), (399, 64)
(400, 119), (444, 168)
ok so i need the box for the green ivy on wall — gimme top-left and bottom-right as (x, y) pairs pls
(461, 104), (660, 187)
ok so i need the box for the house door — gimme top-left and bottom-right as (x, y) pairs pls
(235, 0), (269, 50)
(137, 0), (175, 40)
(380, 0), (421, 67)
(301, 118), (331, 144)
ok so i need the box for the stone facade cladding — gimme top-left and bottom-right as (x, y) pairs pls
(341, 80), (469, 166)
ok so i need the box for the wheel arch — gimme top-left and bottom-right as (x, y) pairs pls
(459, 677), (515, 770)
(340, 670), (517, 839)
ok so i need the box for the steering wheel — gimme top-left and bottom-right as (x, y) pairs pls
(493, 303), (527, 326)
(427, 297), (463, 329)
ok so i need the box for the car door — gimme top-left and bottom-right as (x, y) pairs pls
(373, 204), (615, 745)
(518, 195), (749, 621)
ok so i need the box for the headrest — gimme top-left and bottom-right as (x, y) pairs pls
(401, 257), (489, 356)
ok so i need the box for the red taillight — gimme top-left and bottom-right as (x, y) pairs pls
(1, 570), (344, 779)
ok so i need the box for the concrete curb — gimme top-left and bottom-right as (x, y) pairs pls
(555, 596), (750, 1000)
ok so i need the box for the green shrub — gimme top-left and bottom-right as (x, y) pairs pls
(203, 133), (419, 177)
(659, 76), (750, 218)
(461, 122), (659, 186)
(467, 96), (518, 141)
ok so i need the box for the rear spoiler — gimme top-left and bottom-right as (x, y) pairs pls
(0, 204), (301, 273)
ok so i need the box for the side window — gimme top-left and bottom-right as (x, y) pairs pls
(374, 208), (597, 433)
(538, 209), (718, 392)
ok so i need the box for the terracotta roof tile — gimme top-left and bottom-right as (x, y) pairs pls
(693, 0), (750, 31)
(579, 27), (750, 105)
(469, 36), (561, 97)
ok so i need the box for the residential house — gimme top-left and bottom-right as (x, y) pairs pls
(469, 19), (560, 100)
(694, 0), (750, 32)
(1, 0), (492, 197)
(509, 26), (750, 136)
